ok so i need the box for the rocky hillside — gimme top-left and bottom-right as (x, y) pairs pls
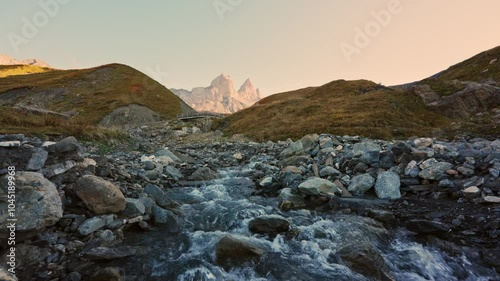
(171, 74), (261, 114)
(221, 47), (500, 141)
(0, 54), (50, 68)
(0, 63), (194, 135)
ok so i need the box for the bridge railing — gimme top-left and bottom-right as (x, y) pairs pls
(177, 111), (226, 119)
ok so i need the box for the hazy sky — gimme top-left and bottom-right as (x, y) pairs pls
(1, 0), (499, 96)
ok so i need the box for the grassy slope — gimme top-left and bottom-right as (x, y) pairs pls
(223, 80), (450, 141)
(0, 63), (189, 137)
(420, 46), (500, 95)
(0, 65), (53, 78)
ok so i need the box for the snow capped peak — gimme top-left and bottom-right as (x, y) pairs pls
(0, 54), (50, 67)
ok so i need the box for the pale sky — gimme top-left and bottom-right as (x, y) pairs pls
(1, 0), (499, 96)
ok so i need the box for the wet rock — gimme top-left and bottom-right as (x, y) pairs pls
(164, 166), (183, 181)
(75, 175), (126, 214)
(374, 171), (401, 199)
(278, 188), (306, 211)
(405, 219), (451, 234)
(144, 184), (178, 208)
(337, 242), (395, 281)
(248, 216), (290, 236)
(85, 246), (149, 261)
(298, 177), (341, 196)
(347, 174), (375, 195)
(0, 172), (63, 237)
(189, 167), (219, 181)
(89, 267), (122, 281)
(419, 161), (453, 180)
(259, 177), (273, 187)
(365, 209), (395, 223)
(481, 249), (500, 272)
(78, 215), (115, 236)
(152, 205), (176, 225)
(216, 235), (265, 268)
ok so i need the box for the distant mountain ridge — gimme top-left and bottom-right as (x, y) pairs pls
(171, 74), (261, 114)
(0, 54), (50, 68)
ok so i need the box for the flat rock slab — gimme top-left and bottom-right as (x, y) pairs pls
(84, 246), (150, 260)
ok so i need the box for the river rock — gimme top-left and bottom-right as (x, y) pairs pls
(152, 205), (177, 225)
(347, 174), (375, 195)
(483, 196), (500, 204)
(337, 242), (394, 281)
(155, 149), (181, 163)
(216, 235), (265, 268)
(374, 171), (401, 199)
(189, 167), (219, 181)
(419, 161), (453, 180)
(75, 175), (126, 214)
(278, 188), (306, 211)
(144, 184), (178, 208)
(462, 186), (481, 199)
(84, 246), (149, 261)
(405, 219), (451, 234)
(78, 215), (115, 236)
(298, 178), (341, 196)
(89, 267), (122, 281)
(0, 172), (62, 237)
(248, 216), (290, 236)
(121, 198), (146, 218)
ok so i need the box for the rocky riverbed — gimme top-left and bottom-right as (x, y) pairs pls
(0, 123), (499, 280)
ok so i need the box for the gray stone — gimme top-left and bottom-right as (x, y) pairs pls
(78, 215), (114, 236)
(319, 166), (341, 178)
(121, 198), (146, 218)
(374, 171), (401, 199)
(419, 162), (453, 180)
(300, 134), (319, 153)
(298, 178), (341, 196)
(216, 235), (265, 268)
(280, 140), (305, 159)
(352, 141), (381, 164)
(143, 161), (155, 171)
(189, 167), (219, 181)
(152, 205), (176, 224)
(278, 188), (306, 211)
(248, 216), (290, 235)
(405, 219), (451, 234)
(348, 174), (375, 195)
(164, 165), (184, 181)
(462, 186), (481, 199)
(144, 184), (178, 208)
(43, 160), (76, 178)
(483, 196), (500, 204)
(47, 136), (79, 153)
(155, 149), (181, 163)
(0, 141), (20, 147)
(26, 148), (48, 171)
(84, 246), (149, 261)
(457, 166), (475, 176)
(0, 172), (62, 237)
(75, 175), (126, 214)
(404, 160), (420, 178)
(259, 177), (273, 188)
(319, 136), (333, 149)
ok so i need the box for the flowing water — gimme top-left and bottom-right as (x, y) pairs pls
(109, 160), (498, 280)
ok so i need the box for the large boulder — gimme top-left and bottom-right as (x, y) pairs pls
(216, 235), (265, 268)
(75, 175), (126, 214)
(374, 171), (401, 199)
(298, 178), (341, 196)
(0, 172), (63, 238)
(348, 174), (375, 195)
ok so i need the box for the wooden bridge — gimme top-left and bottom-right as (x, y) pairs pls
(177, 111), (226, 120)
